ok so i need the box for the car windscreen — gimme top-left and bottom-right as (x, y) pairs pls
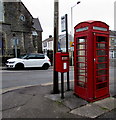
(20, 54), (28, 59)
(35, 54), (45, 59)
(20, 54), (45, 59)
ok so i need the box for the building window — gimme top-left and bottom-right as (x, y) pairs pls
(32, 31), (38, 36)
(19, 14), (25, 21)
(43, 42), (47, 47)
(114, 38), (116, 45)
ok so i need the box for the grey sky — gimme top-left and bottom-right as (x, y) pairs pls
(22, 0), (115, 40)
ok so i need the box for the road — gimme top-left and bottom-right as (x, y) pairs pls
(1, 67), (74, 90)
(1, 66), (115, 97)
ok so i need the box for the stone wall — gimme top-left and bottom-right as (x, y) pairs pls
(4, 2), (33, 32)
(1, 2), (42, 58)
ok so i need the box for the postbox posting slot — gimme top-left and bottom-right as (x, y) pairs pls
(62, 56), (68, 60)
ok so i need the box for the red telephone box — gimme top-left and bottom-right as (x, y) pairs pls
(55, 52), (69, 73)
(74, 20), (110, 102)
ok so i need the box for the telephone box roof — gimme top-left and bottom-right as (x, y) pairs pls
(75, 20), (109, 28)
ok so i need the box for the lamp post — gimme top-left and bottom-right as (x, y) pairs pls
(71, 1), (81, 65)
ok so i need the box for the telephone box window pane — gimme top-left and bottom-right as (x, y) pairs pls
(97, 36), (107, 42)
(97, 43), (106, 49)
(98, 57), (107, 62)
(96, 83), (107, 90)
(78, 69), (85, 73)
(97, 70), (107, 76)
(78, 57), (85, 62)
(78, 69), (86, 75)
(97, 64), (107, 69)
(77, 82), (86, 88)
(97, 76), (107, 83)
(77, 63), (86, 69)
(77, 50), (86, 55)
(78, 76), (85, 81)
(97, 50), (107, 56)
(78, 39), (85, 43)
(77, 44), (85, 49)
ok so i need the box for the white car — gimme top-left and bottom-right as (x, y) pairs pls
(6, 53), (51, 70)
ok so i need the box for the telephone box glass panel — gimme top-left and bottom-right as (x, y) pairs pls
(76, 37), (87, 88)
(95, 35), (109, 91)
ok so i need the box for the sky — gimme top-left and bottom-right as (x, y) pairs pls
(22, 0), (115, 40)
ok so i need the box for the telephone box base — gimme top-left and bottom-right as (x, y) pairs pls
(74, 92), (110, 102)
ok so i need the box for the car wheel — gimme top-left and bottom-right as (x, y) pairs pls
(15, 63), (24, 70)
(42, 63), (49, 70)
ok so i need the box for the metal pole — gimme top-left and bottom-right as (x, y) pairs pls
(65, 14), (70, 91)
(61, 72), (64, 99)
(71, 1), (81, 66)
(15, 41), (17, 58)
(65, 14), (68, 53)
(71, 7), (73, 66)
(53, 0), (59, 94)
(114, 1), (116, 31)
(71, 7), (73, 44)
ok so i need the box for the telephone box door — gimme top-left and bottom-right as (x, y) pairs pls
(74, 34), (88, 98)
(93, 33), (110, 98)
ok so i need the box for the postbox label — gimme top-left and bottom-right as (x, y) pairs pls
(63, 63), (67, 69)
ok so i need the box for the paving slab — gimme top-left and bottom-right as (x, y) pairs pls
(63, 97), (88, 110)
(62, 91), (88, 110)
(98, 108), (116, 118)
(70, 97), (116, 118)
(45, 90), (88, 110)
(93, 97), (116, 111)
(70, 103), (109, 118)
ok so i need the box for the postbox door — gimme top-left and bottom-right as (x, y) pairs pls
(93, 33), (109, 98)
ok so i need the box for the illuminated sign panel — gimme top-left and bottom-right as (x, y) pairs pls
(76, 27), (88, 32)
(93, 26), (107, 31)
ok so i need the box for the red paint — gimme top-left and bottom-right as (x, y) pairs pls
(55, 52), (69, 73)
(74, 21), (110, 102)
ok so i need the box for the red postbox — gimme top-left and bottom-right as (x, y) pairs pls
(55, 52), (69, 73)
(74, 20), (110, 102)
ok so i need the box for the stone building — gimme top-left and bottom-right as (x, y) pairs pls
(0, 1), (43, 61)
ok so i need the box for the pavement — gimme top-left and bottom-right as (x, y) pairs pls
(1, 81), (116, 119)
